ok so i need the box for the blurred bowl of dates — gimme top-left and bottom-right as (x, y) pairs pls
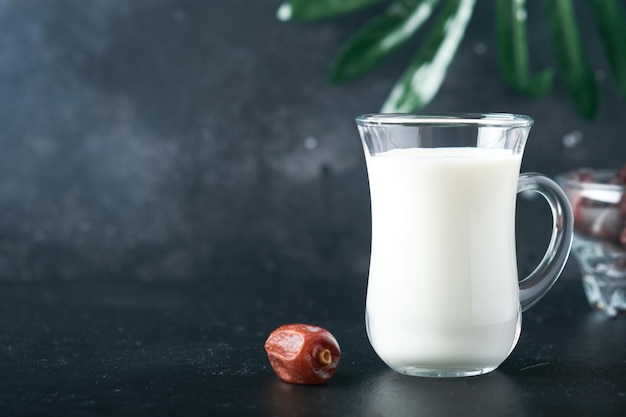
(557, 165), (626, 317)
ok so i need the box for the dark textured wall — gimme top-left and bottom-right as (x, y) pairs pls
(1, 0), (624, 282)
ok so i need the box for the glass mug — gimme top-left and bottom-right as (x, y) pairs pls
(356, 113), (573, 377)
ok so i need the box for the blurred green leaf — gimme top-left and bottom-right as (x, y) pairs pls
(589, 0), (626, 98)
(277, 0), (387, 21)
(330, 0), (440, 82)
(545, 0), (597, 118)
(495, 0), (553, 97)
(277, 0), (626, 119)
(382, 0), (475, 112)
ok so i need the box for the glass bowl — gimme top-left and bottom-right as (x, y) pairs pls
(557, 167), (626, 317)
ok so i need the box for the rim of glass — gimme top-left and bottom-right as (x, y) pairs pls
(355, 113), (534, 128)
(557, 170), (626, 192)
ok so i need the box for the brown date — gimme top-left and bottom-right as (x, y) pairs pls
(568, 168), (596, 234)
(574, 168), (596, 183)
(610, 164), (626, 185)
(568, 166), (626, 243)
(590, 207), (623, 243)
(264, 323), (340, 385)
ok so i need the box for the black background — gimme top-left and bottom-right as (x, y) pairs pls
(0, 0), (625, 283)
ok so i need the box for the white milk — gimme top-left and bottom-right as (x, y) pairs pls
(364, 147), (523, 373)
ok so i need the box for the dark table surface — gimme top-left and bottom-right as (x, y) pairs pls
(1, 258), (625, 417)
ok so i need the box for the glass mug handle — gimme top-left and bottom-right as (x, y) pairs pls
(517, 173), (574, 311)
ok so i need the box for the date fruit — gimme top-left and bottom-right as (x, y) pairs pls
(264, 323), (341, 385)
(610, 164), (626, 184)
(568, 165), (626, 247)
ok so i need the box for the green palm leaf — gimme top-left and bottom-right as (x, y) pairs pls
(276, 0), (626, 118)
(589, 0), (626, 98)
(382, 0), (476, 112)
(495, 0), (553, 97)
(545, 0), (597, 118)
(277, 0), (387, 21)
(330, 0), (440, 82)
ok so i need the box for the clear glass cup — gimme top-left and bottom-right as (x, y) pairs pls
(557, 169), (626, 317)
(356, 113), (573, 377)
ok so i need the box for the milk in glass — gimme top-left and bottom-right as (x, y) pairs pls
(364, 147), (523, 373)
